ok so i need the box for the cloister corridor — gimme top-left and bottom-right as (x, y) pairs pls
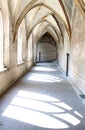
(0, 61), (85, 130)
(0, 0), (85, 130)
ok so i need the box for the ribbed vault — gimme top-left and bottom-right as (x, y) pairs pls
(12, 0), (71, 42)
(6, 0), (85, 45)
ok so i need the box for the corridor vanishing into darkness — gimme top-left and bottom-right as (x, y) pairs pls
(0, 61), (85, 130)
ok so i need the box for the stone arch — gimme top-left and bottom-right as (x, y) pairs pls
(36, 25), (59, 45)
(26, 12), (64, 39)
(13, 2), (71, 41)
(37, 29), (59, 48)
(27, 19), (62, 42)
(36, 31), (58, 62)
(0, 0), (11, 68)
(35, 25), (63, 51)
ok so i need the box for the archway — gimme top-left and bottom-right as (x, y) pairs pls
(36, 32), (57, 62)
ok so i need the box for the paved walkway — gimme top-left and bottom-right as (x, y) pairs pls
(0, 61), (85, 130)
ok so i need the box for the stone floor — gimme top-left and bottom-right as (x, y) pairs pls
(0, 61), (85, 130)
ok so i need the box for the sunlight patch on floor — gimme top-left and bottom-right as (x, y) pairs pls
(3, 105), (69, 129)
(17, 91), (60, 102)
(28, 73), (63, 83)
(32, 66), (56, 72)
(53, 113), (80, 126)
(2, 91), (83, 129)
(11, 96), (64, 113)
(53, 102), (72, 110)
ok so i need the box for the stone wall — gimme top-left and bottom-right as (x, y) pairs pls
(69, 3), (85, 94)
(37, 42), (57, 62)
(0, 3), (34, 95)
(58, 2), (85, 94)
(0, 61), (33, 95)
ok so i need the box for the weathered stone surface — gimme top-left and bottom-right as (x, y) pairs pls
(63, 0), (73, 18)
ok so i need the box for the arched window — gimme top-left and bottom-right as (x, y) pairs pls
(17, 23), (23, 64)
(28, 33), (32, 60)
(0, 10), (4, 70)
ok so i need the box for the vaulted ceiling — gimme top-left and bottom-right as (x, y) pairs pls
(8, 0), (85, 44)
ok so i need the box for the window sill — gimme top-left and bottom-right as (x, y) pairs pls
(0, 67), (7, 72)
(28, 58), (32, 61)
(17, 61), (24, 66)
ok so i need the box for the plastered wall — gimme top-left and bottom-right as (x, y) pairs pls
(0, 10), (34, 96)
(0, 61), (33, 95)
(69, 3), (85, 93)
(37, 42), (57, 62)
(58, 3), (85, 94)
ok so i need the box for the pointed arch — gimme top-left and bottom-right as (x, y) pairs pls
(13, 2), (71, 41)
